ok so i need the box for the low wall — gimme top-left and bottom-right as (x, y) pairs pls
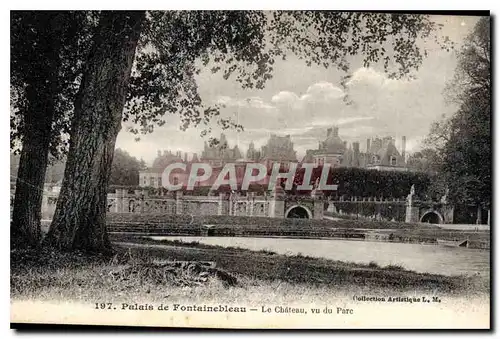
(106, 212), (435, 234)
(17, 189), (315, 220)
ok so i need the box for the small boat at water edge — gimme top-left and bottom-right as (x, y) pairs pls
(436, 239), (469, 248)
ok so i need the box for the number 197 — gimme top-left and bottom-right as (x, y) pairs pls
(95, 303), (113, 310)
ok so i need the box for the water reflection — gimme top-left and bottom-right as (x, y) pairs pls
(151, 236), (490, 277)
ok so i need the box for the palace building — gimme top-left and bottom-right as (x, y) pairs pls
(200, 133), (242, 167)
(302, 126), (407, 172)
(138, 128), (408, 188)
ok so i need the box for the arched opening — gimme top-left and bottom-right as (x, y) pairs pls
(286, 206), (310, 219)
(420, 211), (442, 224)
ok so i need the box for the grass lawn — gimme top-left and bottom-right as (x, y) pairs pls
(11, 234), (488, 305)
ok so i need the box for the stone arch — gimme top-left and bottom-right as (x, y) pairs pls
(285, 205), (312, 219)
(420, 210), (444, 224)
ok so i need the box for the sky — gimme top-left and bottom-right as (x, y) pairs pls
(115, 14), (481, 166)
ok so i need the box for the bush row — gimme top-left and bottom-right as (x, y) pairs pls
(332, 201), (407, 222)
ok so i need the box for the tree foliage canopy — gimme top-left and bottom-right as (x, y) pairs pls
(109, 149), (146, 187)
(10, 11), (97, 157)
(10, 11), (450, 151)
(432, 17), (490, 208)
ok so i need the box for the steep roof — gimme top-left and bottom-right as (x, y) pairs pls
(261, 134), (297, 161)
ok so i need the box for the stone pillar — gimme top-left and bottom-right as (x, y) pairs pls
(311, 189), (324, 220)
(327, 202), (336, 213)
(375, 201), (382, 220)
(442, 205), (454, 224)
(248, 192), (255, 217)
(175, 190), (183, 215)
(268, 184), (285, 218)
(405, 202), (420, 223)
(114, 189), (123, 213)
(228, 193), (233, 216)
(405, 187), (419, 223)
(218, 192), (228, 216)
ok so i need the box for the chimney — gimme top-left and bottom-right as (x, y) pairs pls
(327, 128), (332, 137)
(333, 126), (339, 137)
(366, 139), (371, 153)
(184, 152), (188, 162)
(353, 142), (360, 167)
(353, 142), (360, 153)
(402, 136), (407, 160)
(382, 137), (391, 149)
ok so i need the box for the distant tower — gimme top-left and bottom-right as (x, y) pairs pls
(353, 141), (360, 167)
(220, 133), (228, 148)
(247, 141), (256, 160)
(401, 136), (407, 160)
(366, 138), (371, 153)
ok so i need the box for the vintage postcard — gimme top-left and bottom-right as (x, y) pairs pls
(10, 10), (490, 329)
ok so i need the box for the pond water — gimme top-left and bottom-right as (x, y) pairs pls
(151, 236), (490, 277)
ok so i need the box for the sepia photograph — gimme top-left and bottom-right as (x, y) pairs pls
(9, 9), (491, 329)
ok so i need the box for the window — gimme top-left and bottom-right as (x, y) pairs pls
(390, 156), (397, 166)
(158, 177), (162, 187)
(150, 176), (155, 186)
(372, 155), (380, 164)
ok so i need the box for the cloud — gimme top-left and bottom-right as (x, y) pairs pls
(271, 91), (300, 106)
(271, 81), (345, 109)
(302, 81), (345, 102)
(215, 95), (276, 110)
(347, 67), (387, 88)
(310, 116), (375, 128)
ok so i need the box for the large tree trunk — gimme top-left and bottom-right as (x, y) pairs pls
(11, 11), (61, 249)
(11, 84), (55, 248)
(44, 11), (145, 253)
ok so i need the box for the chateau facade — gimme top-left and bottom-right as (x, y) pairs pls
(139, 127), (408, 188)
(303, 127), (407, 172)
